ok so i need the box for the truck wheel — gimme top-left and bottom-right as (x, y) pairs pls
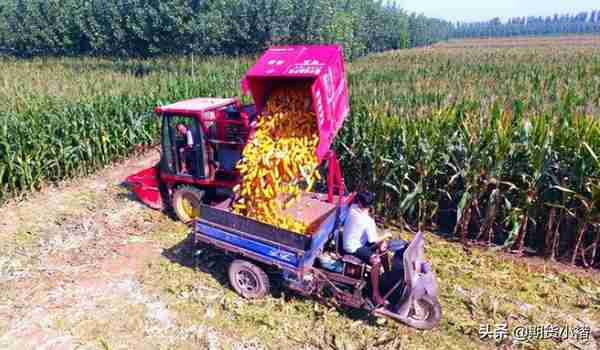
(404, 294), (442, 330)
(228, 259), (270, 299)
(173, 186), (205, 223)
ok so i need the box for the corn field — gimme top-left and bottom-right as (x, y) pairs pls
(1, 39), (600, 267)
(0, 56), (250, 195)
(339, 45), (600, 267)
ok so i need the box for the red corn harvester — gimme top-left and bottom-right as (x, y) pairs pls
(127, 44), (348, 222)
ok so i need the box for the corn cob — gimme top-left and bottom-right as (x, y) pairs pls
(232, 85), (321, 234)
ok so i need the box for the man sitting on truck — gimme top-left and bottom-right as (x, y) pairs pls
(343, 191), (392, 305)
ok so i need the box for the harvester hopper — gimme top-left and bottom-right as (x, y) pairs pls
(241, 44), (350, 162)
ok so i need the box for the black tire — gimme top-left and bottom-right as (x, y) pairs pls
(228, 259), (270, 299)
(403, 294), (442, 330)
(172, 185), (205, 223)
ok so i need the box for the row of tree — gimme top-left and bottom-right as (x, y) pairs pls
(0, 0), (453, 58)
(454, 11), (600, 38)
(1, 1), (599, 59)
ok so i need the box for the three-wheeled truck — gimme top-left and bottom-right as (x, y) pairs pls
(194, 199), (442, 329)
(127, 45), (442, 329)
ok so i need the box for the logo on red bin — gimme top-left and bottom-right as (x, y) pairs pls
(289, 65), (322, 75)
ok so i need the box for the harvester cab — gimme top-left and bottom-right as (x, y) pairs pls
(154, 97), (256, 181)
(126, 97), (257, 221)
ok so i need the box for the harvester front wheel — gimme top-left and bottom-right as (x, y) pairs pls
(173, 186), (205, 223)
(228, 259), (270, 299)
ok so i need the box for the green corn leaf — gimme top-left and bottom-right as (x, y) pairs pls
(550, 185), (576, 195)
(382, 181), (401, 195)
(399, 180), (423, 215)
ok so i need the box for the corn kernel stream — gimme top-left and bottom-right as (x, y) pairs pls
(232, 85), (321, 234)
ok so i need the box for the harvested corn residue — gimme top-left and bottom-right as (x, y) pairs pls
(232, 84), (321, 234)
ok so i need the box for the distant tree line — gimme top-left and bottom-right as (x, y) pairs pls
(409, 13), (453, 46)
(0, 0), (453, 58)
(2, 1), (595, 59)
(453, 11), (600, 38)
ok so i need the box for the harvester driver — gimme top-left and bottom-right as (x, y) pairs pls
(343, 191), (392, 306)
(176, 123), (194, 174)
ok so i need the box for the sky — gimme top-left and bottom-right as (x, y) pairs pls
(398, 0), (598, 23)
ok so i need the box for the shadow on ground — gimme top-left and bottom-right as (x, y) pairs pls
(161, 234), (382, 326)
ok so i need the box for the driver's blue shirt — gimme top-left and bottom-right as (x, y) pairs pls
(343, 204), (378, 253)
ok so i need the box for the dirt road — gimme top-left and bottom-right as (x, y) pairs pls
(0, 151), (253, 349)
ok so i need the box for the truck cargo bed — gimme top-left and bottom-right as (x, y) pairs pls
(194, 193), (349, 270)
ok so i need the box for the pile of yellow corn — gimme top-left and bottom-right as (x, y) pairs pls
(232, 84), (321, 234)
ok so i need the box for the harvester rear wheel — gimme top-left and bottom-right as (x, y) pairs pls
(173, 186), (205, 223)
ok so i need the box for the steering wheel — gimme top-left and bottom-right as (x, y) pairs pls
(378, 229), (394, 251)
